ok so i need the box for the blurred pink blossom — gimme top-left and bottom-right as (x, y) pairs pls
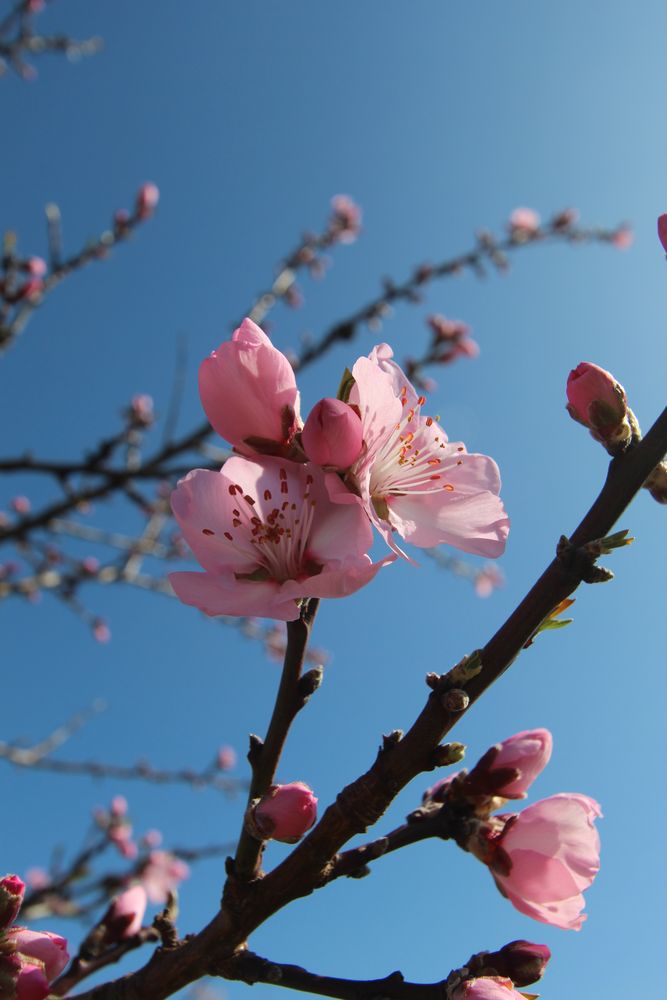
(101, 886), (147, 942)
(330, 195), (362, 243)
(508, 207), (540, 235)
(6, 929), (69, 983)
(0, 875), (25, 931)
(474, 563), (504, 597)
(92, 620), (111, 644)
(453, 978), (525, 1000)
(216, 746), (237, 771)
(139, 851), (189, 904)
(611, 225), (633, 249)
(135, 183), (160, 220)
(10, 496), (31, 515)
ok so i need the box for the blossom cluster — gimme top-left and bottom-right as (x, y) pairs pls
(0, 875), (68, 1000)
(169, 319), (509, 621)
(425, 728), (601, 931)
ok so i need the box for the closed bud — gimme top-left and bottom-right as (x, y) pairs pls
(492, 940), (551, 987)
(100, 886), (147, 943)
(252, 782), (318, 843)
(301, 398), (363, 469)
(566, 362), (630, 446)
(468, 728), (552, 800)
(135, 183), (160, 221)
(658, 214), (667, 256)
(0, 875), (25, 931)
(6, 929), (69, 982)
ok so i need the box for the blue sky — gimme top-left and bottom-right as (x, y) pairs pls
(2, 2), (666, 998)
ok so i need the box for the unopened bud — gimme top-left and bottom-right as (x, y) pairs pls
(100, 885), (147, 943)
(566, 361), (631, 448)
(301, 398), (363, 469)
(0, 875), (24, 931)
(135, 183), (160, 221)
(658, 214), (667, 256)
(491, 940), (551, 987)
(468, 729), (552, 800)
(251, 782), (318, 843)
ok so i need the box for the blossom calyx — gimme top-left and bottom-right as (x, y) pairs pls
(0, 875), (25, 931)
(566, 362), (632, 450)
(302, 398), (363, 469)
(250, 782), (318, 843)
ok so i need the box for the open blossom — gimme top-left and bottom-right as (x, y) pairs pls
(491, 794), (602, 930)
(329, 344), (509, 560)
(169, 455), (394, 621)
(199, 319), (301, 454)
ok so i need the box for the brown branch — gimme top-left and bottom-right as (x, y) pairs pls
(233, 599), (321, 881)
(65, 406), (666, 1000)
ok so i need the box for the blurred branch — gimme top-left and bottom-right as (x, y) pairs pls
(0, 1), (101, 80)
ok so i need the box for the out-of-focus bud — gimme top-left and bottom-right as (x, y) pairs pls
(22, 257), (47, 277)
(216, 745), (237, 771)
(10, 497), (31, 515)
(0, 875), (25, 931)
(551, 207), (579, 230)
(329, 195), (362, 243)
(7, 928), (69, 982)
(110, 796), (128, 817)
(251, 782), (318, 843)
(508, 207), (540, 238)
(100, 885), (147, 943)
(113, 209), (131, 235)
(489, 940), (551, 987)
(92, 619), (111, 644)
(658, 214), (667, 256)
(468, 729), (552, 800)
(128, 394), (154, 427)
(566, 361), (632, 449)
(474, 564), (504, 598)
(135, 183), (160, 221)
(301, 398), (363, 469)
(611, 224), (633, 249)
(81, 556), (100, 575)
(644, 459), (667, 504)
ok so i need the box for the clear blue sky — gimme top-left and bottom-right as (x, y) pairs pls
(2, 2), (666, 998)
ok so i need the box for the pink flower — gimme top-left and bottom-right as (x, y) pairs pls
(491, 794), (602, 930)
(24, 869), (50, 892)
(139, 851), (189, 904)
(508, 208), (540, 235)
(101, 886), (147, 942)
(23, 257), (46, 277)
(474, 564), (504, 598)
(10, 496), (31, 515)
(216, 745), (237, 771)
(566, 361), (628, 437)
(253, 782), (318, 843)
(15, 962), (51, 1000)
(169, 455), (394, 621)
(453, 977), (525, 1000)
(199, 319), (301, 455)
(331, 344), (509, 560)
(301, 398), (363, 469)
(92, 620), (111, 644)
(135, 183), (160, 220)
(7, 928), (69, 981)
(128, 394), (154, 427)
(0, 875), (25, 931)
(329, 195), (362, 243)
(611, 225), (633, 249)
(658, 214), (667, 255)
(470, 729), (552, 800)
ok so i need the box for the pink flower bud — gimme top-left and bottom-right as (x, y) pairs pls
(101, 885), (147, 943)
(139, 851), (189, 904)
(0, 875), (25, 930)
(490, 794), (602, 930)
(216, 745), (237, 771)
(658, 215), (667, 255)
(23, 258), (46, 277)
(302, 398), (363, 469)
(198, 319), (301, 454)
(471, 728), (552, 799)
(566, 361), (628, 438)
(8, 928), (69, 982)
(135, 183), (160, 220)
(508, 207), (540, 235)
(92, 619), (111, 644)
(453, 978), (525, 1000)
(10, 496), (31, 515)
(81, 556), (100, 575)
(611, 225), (633, 249)
(330, 195), (362, 243)
(474, 564), (504, 598)
(15, 962), (50, 1000)
(252, 782), (318, 843)
(128, 394), (154, 427)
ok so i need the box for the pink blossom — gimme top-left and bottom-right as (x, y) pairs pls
(199, 319), (302, 455)
(169, 455), (394, 621)
(15, 962), (50, 1000)
(23, 257), (46, 277)
(471, 729), (552, 799)
(24, 869), (50, 891)
(491, 794), (602, 930)
(129, 394), (154, 427)
(81, 556), (100, 575)
(8, 928), (69, 982)
(330, 195), (362, 243)
(508, 207), (540, 235)
(474, 564), (504, 598)
(92, 619), (111, 643)
(0, 875), (25, 931)
(141, 829), (163, 849)
(253, 782), (318, 843)
(658, 215), (667, 255)
(611, 225), (633, 249)
(453, 977), (525, 1000)
(135, 183), (160, 220)
(216, 746), (237, 771)
(139, 851), (189, 904)
(10, 496), (31, 515)
(566, 361), (627, 436)
(101, 885), (147, 942)
(110, 795), (128, 817)
(301, 398), (363, 469)
(332, 344), (509, 560)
